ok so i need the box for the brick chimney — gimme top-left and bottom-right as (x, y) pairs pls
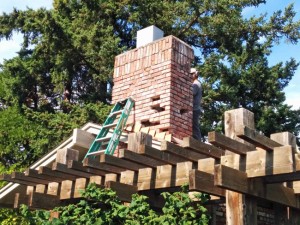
(112, 26), (194, 141)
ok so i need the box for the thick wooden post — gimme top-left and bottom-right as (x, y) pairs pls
(224, 108), (257, 225)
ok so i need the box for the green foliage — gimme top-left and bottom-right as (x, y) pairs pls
(0, 102), (111, 171)
(16, 183), (210, 225)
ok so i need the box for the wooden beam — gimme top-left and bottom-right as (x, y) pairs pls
(52, 162), (92, 178)
(215, 164), (300, 208)
(246, 145), (294, 178)
(181, 137), (223, 159)
(29, 192), (61, 210)
(67, 160), (106, 176)
(11, 172), (49, 185)
(264, 171), (300, 183)
(60, 180), (74, 200)
(189, 169), (225, 197)
(25, 169), (63, 183)
(208, 131), (255, 155)
(137, 168), (155, 190)
(160, 140), (205, 162)
(39, 166), (77, 181)
(120, 170), (137, 186)
(236, 126), (282, 151)
(14, 193), (29, 208)
(83, 158), (123, 174)
(105, 181), (137, 202)
(56, 148), (79, 165)
(137, 144), (186, 165)
(1, 174), (38, 186)
(74, 178), (88, 198)
(119, 149), (165, 168)
(176, 161), (193, 186)
(155, 165), (175, 188)
(100, 154), (146, 171)
(128, 132), (152, 153)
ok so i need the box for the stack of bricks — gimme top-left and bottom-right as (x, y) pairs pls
(112, 35), (194, 140)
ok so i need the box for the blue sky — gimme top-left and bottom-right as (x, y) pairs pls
(0, 0), (299, 109)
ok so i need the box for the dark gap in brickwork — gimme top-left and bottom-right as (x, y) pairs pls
(180, 109), (188, 114)
(141, 120), (160, 127)
(151, 104), (165, 112)
(151, 95), (160, 101)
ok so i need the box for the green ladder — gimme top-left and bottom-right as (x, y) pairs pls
(84, 98), (134, 158)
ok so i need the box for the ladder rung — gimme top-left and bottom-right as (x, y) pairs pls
(95, 136), (111, 142)
(86, 150), (105, 157)
(102, 123), (118, 129)
(109, 110), (123, 117)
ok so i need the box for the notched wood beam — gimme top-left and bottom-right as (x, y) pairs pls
(236, 126), (282, 151)
(208, 131), (255, 155)
(100, 154), (145, 171)
(160, 140), (205, 162)
(181, 137), (223, 159)
(67, 160), (106, 176)
(137, 144), (187, 165)
(119, 149), (165, 168)
(83, 157), (123, 174)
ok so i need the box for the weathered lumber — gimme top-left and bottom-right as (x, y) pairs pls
(1, 174), (38, 186)
(137, 144), (187, 165)
(215, 164), (300, 208)
(39, 166), (77, 180)
(137, 168), (155, 190)
(52, 162), (91, 179)
(83, 157), (123, 174)
(105, 181), (138, 202)
(127, 132), (152, 152)
(25, 169), (63, 183)
(118, 149), (165, 168)
(120, 170), (137, 186)
(236, 126), (282, 151)
(100, 154), (146, 171)
(11, 172), (49, 185)
(60, 180), (74, 200)
(29, 192), (61, 210)
(160, 140), (205, 162)
(181, 137), (223, 159)
(208, 131), (255, 155)
(155, 164), (175, 188)
(189, 169), (225, 197)
(264, 171), (300, 183)
(14, 193), (29, 208)
(67, 160), (106, 176)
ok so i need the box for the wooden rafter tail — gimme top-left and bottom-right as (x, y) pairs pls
(208, 131), (255, 155)
(235, 125), (282, 151)
(181, 136), (223, 159)
(52, 162), (90, 179)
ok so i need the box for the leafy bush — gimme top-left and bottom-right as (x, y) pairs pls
(16, 183), (210, 225)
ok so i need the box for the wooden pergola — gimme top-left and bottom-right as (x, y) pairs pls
(1, 108), (300, 224)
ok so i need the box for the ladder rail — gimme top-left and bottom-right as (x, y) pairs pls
(83, 98), (134, 159)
